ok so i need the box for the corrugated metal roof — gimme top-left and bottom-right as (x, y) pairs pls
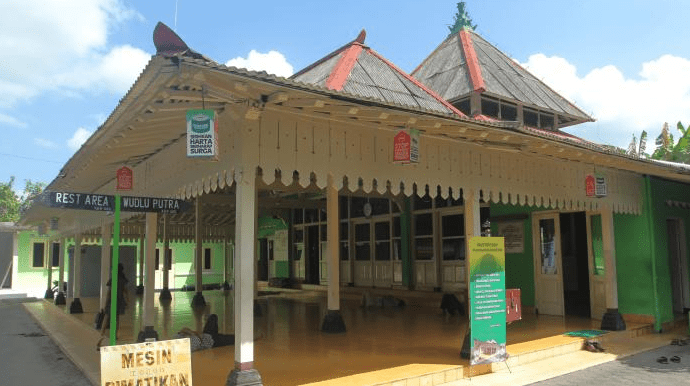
(290, 34), (464, 117)
(412, 30), (593, 124)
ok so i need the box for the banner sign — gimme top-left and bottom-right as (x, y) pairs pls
(116, 167), (133, 191)
(100, 338), (192, 386)
(186, 109), (218, 158)
(393, 128), (419, 163)
(43, 192), (190, 214)
(469, 236), (507, 366)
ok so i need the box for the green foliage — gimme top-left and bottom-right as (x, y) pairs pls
(650, 121), (690, 163)
(449, 1), (477, 35)
(0, 177), (46, 223)
(19, 180), (47, 217)
(0, 177), (20, 222)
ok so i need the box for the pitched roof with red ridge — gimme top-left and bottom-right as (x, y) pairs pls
(412, 29), (593, 127)
(291, 30), (465, 118)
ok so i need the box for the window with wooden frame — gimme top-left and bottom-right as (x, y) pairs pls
(32, 242), (45, 268)
(51, 243), (60, 267)
(203, 248), (212, 270)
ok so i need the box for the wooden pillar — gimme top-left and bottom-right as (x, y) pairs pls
(55, 237), (66, 305)
(600, 207), (626, 330)
(139, 212), (159, 341)
(223, 237), (232, 290)
(44, 239), (53, 299)
(192, 197), (206, 307)
(322, 174), (346, 333)
(69, 233), (83, 313)
(160, 214), (172, 301)
(136, 232), (145, 294)
(227, 169), (263, 386)
(100, 224), (112, 311)
(461, 189), (481, 358)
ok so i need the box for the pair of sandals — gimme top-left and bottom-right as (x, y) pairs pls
(583, 340), (605, 352)
(657, 356), (681, 364)
(671, 338), (688, 346)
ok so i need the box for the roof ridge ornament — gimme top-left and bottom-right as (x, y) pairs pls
(153, 21), (190, 56)
(355, 29), (366, 44)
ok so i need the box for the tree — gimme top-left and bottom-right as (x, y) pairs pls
(651, 121), (690, 163)
(0, 177), (46, 223)
(19, 180), (47, 217)
(448, 2), (477, 35)
(0, 177), (20, 222)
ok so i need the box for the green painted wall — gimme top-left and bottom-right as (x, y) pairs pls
(614, 211), (656, 318)
(13, 230), (230, 294)
(489, 203), (538, 307)
(649, 177), (690, 327)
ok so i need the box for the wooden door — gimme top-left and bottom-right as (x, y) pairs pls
(533, 212), (564, 316)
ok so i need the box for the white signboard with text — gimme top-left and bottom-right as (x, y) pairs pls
(100, 339), (192, 386)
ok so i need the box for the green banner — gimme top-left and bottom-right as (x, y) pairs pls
(469, 236), (507, 365)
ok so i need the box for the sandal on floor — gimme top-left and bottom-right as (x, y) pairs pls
(591, 341), (605, 352)
(657, 356), (669, 364)
(671, 339), (680, 346)
(671, 356), (681, 363)
(583, 341), (598, 352)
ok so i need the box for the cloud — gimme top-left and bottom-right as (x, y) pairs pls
(521, 54), (690, 149)
(0, 1), (149, 108)
(0, 113), (27, 128)
(67, 127), (93, 151)
(34, 138), (57, 149)
(226, 50), (294, 78)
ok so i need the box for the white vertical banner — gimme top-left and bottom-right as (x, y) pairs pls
(186, 109), (218, 158)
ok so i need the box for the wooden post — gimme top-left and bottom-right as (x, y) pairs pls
(322, 174), (346, 333)
(192, 196), (206, 307)
(600, 206), (626, 330)
(43, 239), (53, 299)
(136, 232), (145, 294)
(55, 237), (66, 305)
(69, 233), (83, 313)
(100, 224), (112, 311)
(160, 214), (172, 301)
(227, 169), (263, 386)
(461, 189), (481, 358)
(139, 212), (159, 341)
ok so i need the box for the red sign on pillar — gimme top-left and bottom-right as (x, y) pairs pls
(585, 175), (595, 197)
(116, 166), (133, 191)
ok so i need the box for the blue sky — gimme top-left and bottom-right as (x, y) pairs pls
(3, 0), (690, 193)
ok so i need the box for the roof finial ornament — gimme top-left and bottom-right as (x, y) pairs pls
(355, 29), (366, 44)
(153, 21), (190, 56)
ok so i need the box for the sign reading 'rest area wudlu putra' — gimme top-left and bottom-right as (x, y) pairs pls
(186, 109), (218, 158)
(100, 338), (192, 386)
(469, 236), (507, 366)
(45, 192), (190, 214)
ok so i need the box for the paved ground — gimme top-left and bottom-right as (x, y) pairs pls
(0, 298), (91, 386)
(528, 341), (690, 385)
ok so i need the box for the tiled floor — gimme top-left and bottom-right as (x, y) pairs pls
(25, 289), (657, 386)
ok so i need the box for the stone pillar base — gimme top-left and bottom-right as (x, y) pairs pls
(135, 285), (144, 295)
(460, 329), (470, 359)
(601, 308), (626, 331)
(54, 292), (66, 305)
(69, 298), (83, 314)
(254, 300), (263, 317)
(137, 326), (159, 342)
(226, 368), (263, 386)
(321, 310), (346, 333)
(191, 291), (206, 308)
(159, 288), (172, 302)
(44, 288), (54, 299)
